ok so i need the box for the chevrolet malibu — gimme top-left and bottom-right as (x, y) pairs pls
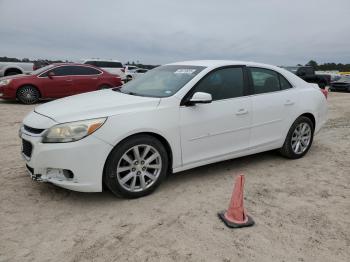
(0, 63), (122, 104)
(19, 60), (328, 198)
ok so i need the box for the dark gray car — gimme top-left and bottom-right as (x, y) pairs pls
(330, 76), (350, 92)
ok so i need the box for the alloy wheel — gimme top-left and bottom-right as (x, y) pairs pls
(17, 86), (39, 104)
(116, 144), (162, 192)
(291, 122), (312, 154)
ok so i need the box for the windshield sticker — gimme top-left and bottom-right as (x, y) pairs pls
(174, 69), (196, 74)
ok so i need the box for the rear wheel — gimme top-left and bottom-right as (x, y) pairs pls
(99, 84), (112, 90)
(104, 135), (168, 198)
(16, 85), (40, 104)
(279, 116), (314, 159)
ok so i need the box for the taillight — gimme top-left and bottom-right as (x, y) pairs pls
(320, 88), (328, 99)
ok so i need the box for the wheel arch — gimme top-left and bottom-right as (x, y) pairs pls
(98, 83), (112, 89)
(282, 112), (316, 147)
(4, 67), (23, 75)
(103, 131), (174, 182)
(16, 84), (42, 98)
(299, 112), (316, 130)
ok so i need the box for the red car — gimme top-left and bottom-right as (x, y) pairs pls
(0, 63), (122, 104)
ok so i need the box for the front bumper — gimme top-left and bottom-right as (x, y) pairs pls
(21, 130), (113, 192)
(0, 84), (16, 99)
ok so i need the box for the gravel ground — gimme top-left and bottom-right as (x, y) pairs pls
(0, 92), (349, 262)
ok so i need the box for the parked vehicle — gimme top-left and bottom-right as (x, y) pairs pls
(330, 75), (350, 92)
(126, 68), (148, 81)
(0, 62), (34, 77)
(83, 59), (126, 81)
(33, 60), (51, 70)
(19, 60), (327, 198)
(0, 63), (122, 104)
(124, 65), (138, 73)
(282, 66), (331, 89)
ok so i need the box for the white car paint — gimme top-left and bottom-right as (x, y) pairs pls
(82, 59), (126, 80)
(0, 62), (34, 77)
(20, 60), (328, 193)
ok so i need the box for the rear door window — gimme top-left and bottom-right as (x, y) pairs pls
(71, 66), (101, 75)
(279, 74), (293, 90)
(249, 68), (281, 94)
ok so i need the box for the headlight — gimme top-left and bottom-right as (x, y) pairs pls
(0, 79), (12, 86)
(42, 118), (107, 143)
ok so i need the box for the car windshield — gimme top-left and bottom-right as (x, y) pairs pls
(30, 64), (55, 75)
(118, 65), (205, 97)
(338, 75), (350, 82)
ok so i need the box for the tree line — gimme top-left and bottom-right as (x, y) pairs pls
(0, 56), (158, 69)
(305, 60), (350, 71)
(1, 56), (349, 71)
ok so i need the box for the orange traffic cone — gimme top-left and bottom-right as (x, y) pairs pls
(218, 174), (254, 228)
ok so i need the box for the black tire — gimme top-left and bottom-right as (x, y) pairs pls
(279, 116), (314, 159)
(104, 135), (169, 198)
(16, 85), (40, 104)
(99, 84), (111, 90)
(126, 75), (132, 82)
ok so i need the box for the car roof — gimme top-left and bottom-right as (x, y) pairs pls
(167, 60), (308, 87)
(167, 60), (282, 70)
(50, 63), (101, 67)
(82, 59), (122, 62)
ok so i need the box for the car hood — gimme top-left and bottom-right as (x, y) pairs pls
(34, 89), (161, 123)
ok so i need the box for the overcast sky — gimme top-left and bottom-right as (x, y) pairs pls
(0, 0), (349, 65)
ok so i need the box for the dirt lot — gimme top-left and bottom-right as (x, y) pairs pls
(0, 92), (349, 262)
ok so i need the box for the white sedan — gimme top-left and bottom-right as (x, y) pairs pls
(20, 60), (328, 198)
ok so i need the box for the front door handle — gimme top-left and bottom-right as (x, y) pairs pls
(66, 79), (73, 82)
(236, 108), (248, 115)
(284, 100), (295, 106)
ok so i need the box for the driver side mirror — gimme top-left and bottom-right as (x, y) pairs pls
(48, 71), (55, 79)
(186, 92), (212, 106)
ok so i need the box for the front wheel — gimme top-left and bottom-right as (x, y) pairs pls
(104, 135), (168, 198)
(17, 85), (40, 104)
(279, 116), (314, 159)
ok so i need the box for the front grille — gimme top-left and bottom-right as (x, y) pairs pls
(23, 125), (45, 134)
(22, 139), (33, 158)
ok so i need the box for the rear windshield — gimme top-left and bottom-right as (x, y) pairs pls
(85, 61), (123, 68)
(118, 65), (205, 97)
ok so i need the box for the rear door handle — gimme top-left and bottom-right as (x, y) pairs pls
(284, 100), (294, 106)
(66, 79), (73, 82)
(236, 108), (248, 115)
